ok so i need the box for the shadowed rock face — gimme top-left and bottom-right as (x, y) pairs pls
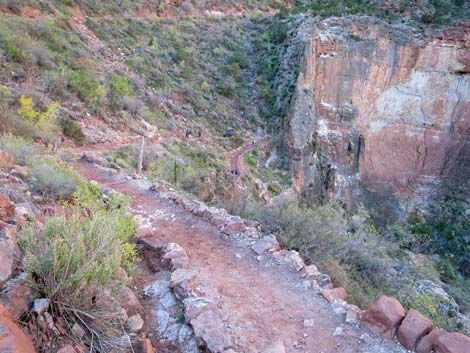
(287, 17), (470, 218)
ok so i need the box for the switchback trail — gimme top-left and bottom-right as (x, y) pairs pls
(76, 154), (407, 353)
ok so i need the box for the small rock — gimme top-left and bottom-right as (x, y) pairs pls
(251, 235), (280, 255)
(127, 314), (144, 333)
(333, 327), (343, 336)
(300, 264), (321, 280)
(320, 287), (347, 303)
(317, 274), (333, 289)
(32, 298), (50, 315)
(222, 220), (246, 235)
(303, 319), (314, 328)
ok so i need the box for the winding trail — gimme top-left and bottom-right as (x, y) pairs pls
(76, 152), (407, 353)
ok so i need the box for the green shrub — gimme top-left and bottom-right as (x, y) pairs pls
(19, 183), (137, 351)
(68, 69), (106, 109)
(28, 155), (83, 199)
(61, 117), (85, 145)
(4, 41), (23, 62)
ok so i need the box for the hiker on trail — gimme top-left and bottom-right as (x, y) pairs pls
(185, 129), (191, 139)
(231, 168), (240, 176)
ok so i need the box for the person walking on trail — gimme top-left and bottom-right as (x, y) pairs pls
(185, 129), (191, 139)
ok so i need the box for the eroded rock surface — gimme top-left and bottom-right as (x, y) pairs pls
(286, 17), (470, 217)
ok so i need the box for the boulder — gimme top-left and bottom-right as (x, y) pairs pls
(183, 297), (217, 322)
(397, 309), (433, 349)
(0, 193), (14, 222)
(361, 295), (406, 339)
(170, 269), (198, 300)
(0, 305), (35, 352)
(161, 243), (190, 271)
(191, 310), (232, 353)
(320, 287), (347, 303)
(415, 328), (446, 353)
(434, 332), (470, 353)
(0, 225), (20, 287)
(139, 238), (164, 253)
(251, 235), (279, 255)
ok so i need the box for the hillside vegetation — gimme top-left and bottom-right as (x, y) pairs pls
(0, 0), (469, 343)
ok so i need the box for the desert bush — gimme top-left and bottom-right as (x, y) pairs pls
(248, 201), (391, 306)
(28, 155), (83, 199)
(61, 117), (85, 145)
(123, 97), (144, 117)
(19, 183), (137, 352)
(0, 133), (40, 165)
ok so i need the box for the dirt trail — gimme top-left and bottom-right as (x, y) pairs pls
(76, 156), (407, 353)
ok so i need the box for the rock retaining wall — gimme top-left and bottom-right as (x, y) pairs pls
(150, 183), (470, 353)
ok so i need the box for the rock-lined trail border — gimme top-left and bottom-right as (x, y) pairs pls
(77, 154), (409, 353)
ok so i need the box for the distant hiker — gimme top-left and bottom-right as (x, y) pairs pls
(185, 129), (191, 139)
(198, 127), (202, 138)
(223, 129), (233, 138)
(231, 168), (240, 175)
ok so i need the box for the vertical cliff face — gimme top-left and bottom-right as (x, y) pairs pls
(287, 17), (470, 217)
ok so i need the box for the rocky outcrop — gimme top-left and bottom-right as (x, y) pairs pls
(286, 16), (470, 218)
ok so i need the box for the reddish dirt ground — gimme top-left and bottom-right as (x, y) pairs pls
(76, 157), (407, 353)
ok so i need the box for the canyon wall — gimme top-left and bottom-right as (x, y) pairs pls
(287, 17), (470, 219)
